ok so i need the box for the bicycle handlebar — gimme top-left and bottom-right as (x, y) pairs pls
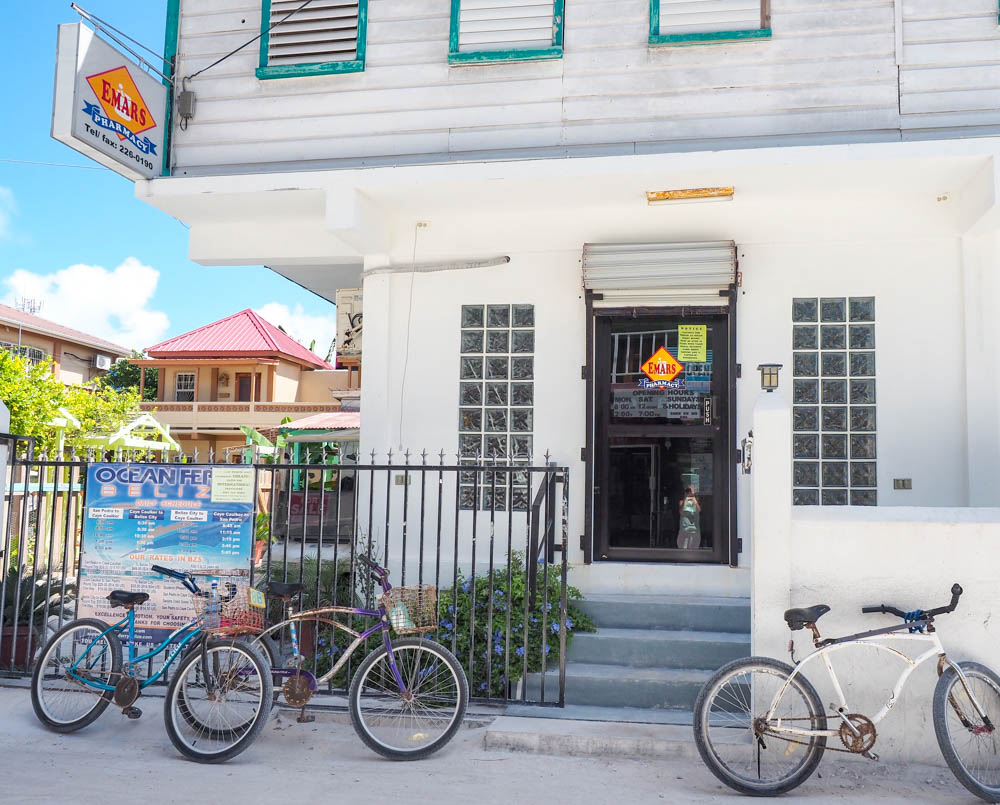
(356, 554), (387, 578)
(151, 564), (200, 594)
(861, 583), (963, 622)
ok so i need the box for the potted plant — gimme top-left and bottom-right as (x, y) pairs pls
(253, 512), (273, 564)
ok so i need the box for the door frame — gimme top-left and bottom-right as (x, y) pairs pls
(583, 298), (739, 565)
(235, 372), (262, 402)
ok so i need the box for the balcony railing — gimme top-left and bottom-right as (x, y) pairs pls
(138, 401), (340, 430)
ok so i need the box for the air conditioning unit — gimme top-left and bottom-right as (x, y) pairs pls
(93, 354), (113, 370)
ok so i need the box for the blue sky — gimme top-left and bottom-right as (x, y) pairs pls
(0, 3), (336, 354)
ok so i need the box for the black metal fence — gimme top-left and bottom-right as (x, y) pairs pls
(0, 436), (570, 706)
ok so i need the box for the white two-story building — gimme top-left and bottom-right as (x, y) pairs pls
(114, 0), (1000, 757)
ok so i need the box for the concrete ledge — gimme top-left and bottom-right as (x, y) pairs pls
(484, 715), (725, 759)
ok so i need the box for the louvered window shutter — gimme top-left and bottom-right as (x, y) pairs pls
(657, 0), (763, 37)
(457, 0), (556, 52)
(267, 0), (360, 65)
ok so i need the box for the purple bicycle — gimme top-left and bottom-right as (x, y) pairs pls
(253, 554), (469, 760)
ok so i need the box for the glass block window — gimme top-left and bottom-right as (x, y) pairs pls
(459, 304), (534, 510)
(792, 297), (876, 506)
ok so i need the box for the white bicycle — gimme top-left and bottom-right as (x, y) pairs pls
(694, 584), (1000, 801)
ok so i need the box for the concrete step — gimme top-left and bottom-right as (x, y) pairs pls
(568, 628), (749, 670)
(574, 594), (750, 633)
(524, 663), (713, 709)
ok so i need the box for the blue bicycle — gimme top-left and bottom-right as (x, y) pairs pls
(30, 565), (273, 763)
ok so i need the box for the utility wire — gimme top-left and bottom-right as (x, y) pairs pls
(0, 158), (105, 170)
(186, 0), (317, 81)
(397, 223), (423, 450)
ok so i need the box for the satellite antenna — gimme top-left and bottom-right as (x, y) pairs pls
(14, 298), (42, 349)
(15, 298), (42, 316)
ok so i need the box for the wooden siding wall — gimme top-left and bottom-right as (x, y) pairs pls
(900, 0), (1000, 132)
(170, 0), (1000, 174)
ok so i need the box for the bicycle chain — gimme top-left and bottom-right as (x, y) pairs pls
(756, 716), (872, 756)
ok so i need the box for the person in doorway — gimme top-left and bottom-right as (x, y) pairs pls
(677, 487), (701, 550)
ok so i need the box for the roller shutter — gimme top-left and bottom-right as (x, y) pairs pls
(582, 241), (737, 307)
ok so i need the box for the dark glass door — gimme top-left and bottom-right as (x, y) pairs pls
(594, 312), (730, 563)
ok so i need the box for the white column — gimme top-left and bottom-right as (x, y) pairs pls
(360, 255), (391, 459)
(750, 389), (793, 660)
(962, 231), (1000, 505)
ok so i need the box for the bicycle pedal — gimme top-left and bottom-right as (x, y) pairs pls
(863, 750), (879, 762)
(122, 706), (142, 720)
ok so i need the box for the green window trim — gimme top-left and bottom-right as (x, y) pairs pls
(648, 0), (771, 47)
(449, 0), (564, 65)
(161, 0), (181, 176)
(256, 0), (368, 80)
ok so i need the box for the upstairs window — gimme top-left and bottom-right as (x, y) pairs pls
(175, 373), (195, 402)
(649, 0), (771, 46)
(449, 0), (564, 65)
(0, 342), (46, 365)
(257, 0), (368, 79)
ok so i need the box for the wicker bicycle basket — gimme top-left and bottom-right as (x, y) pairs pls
(192, 582), (265, 637)
(381, 585), (438, 635)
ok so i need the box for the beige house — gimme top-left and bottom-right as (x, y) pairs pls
(133, 308), (349, 456)
(0, 304), (129, 385)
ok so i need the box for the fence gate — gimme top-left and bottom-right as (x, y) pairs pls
(0, 436), (571, 707)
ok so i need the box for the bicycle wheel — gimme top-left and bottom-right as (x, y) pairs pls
(173, 639), (262, 735)
(348, 636), (468, 760)
(31, 618), (122, 733)
(933, 661), (1000, 803)
(693, 656), (827, 796)
(164, 638), (273, 763)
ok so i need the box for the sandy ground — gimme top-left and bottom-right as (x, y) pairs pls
(0, 684), (986, 805)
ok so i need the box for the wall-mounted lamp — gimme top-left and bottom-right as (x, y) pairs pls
(756, 363), (782, 392)
(218, 373), (229, 385)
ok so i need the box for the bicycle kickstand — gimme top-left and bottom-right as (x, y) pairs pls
(297, 706), (314, 724)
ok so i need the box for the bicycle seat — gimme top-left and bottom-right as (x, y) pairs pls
(107, 590), (150, 609)
(265, 581), (306, 600)
(784, 604), (831, 631)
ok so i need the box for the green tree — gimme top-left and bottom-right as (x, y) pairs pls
(64, 385), (142, 449)
(99, 351), (157, 401)
(0, 353), (67, 454)
(0, 352), (143, 456)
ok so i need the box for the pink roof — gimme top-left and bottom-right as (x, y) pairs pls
(282, 411), (360, 430)
(0, 304), (129, 355)
(146, 309), (333, 369)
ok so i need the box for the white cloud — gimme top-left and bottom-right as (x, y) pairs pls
(3, 257), (170, 350)
(0, 187), (14, 240)
(256, 302), (337, 362)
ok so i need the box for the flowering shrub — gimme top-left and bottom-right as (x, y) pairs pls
(435, 551), (594, 698)
(265, 551), (594, 698)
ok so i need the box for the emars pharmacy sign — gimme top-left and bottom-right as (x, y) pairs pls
(52, 23), (167, 180)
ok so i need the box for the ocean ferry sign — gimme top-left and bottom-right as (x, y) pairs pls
(52, 23), (167, 180)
